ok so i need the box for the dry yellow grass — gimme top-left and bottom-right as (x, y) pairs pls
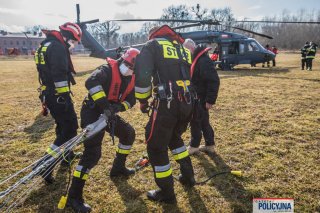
(0, 53), (319, 213)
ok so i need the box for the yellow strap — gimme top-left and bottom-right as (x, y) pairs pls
(135, 90), (151, 99)
(173, 150), (189, 160)
(121, 102), (129, 110)
(176, 80), (190, 92)
(73, 171), (89, 180)
(155, 168), (172, 178)
(55, 86), (70, 94)
(46, 147), (58, 158)
(91, 91), (106, 101)
(116, 147), (131, 155)
(157, 40), (174, 46)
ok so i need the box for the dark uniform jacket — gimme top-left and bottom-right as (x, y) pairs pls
(192, 45), (220, 105)
(85, 60), (136, 113)
(134, 36), (192, 102)
(301, 44), (310, 59)
(306, 45), (317, 59)
(35, 31), (75, 95)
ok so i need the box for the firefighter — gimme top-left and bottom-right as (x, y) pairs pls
(33, 22), (82, 184)
(183, 40), (220, 155)
(306, 42), (317, 71)
(262, 44), (271, 67)
(134, 25), (196, 204)
(66, 48), (139, 212)
(271, 45), (278, 67)
(301, 41), (310, 70)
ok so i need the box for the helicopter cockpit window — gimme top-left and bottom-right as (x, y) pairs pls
(248, 41), (260, 52)
(239, 43), (245, 54)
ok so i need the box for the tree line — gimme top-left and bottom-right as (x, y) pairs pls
(24, 4), (320, 50)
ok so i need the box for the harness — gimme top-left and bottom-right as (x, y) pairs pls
(106, 58), (135, 102)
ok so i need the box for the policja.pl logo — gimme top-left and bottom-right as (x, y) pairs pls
(253, 198), (294, 213)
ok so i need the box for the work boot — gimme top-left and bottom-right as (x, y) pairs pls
(178, 174), (196, 187)
(67, 198), (91, 213)
(61, 151), (82, 167)
(177, 157), (195, 187)
(110, 154), (135, 177)
(147, 189), (176, 204)
(187, 146), (200, 155)
(199, 145), (215, 154)
(68, 176), (90, 212)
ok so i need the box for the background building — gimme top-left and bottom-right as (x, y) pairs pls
(0, 31), (46, 55)
(0, 30), (87, 55)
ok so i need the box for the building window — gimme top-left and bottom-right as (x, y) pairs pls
(3, 40), (6, 45)
(17, 41), (19, 45)
(23, 41), (26, 45)
(10, 41), (13, 45)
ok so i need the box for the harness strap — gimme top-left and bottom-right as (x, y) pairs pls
(145, 100), (160, 144)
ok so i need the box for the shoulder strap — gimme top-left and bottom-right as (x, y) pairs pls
(190, 47), (212, 78)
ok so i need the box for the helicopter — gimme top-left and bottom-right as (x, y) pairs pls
(75, 4), (319, 70)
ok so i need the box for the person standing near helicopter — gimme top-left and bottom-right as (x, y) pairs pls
(262, 44), (272, 67)
(306, 42), (317, 71)
(183, 39), (220, 155)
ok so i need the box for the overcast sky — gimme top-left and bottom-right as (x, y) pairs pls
(0, 0), (319, 33)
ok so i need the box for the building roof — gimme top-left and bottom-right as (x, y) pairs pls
(0, 32), (46, 39)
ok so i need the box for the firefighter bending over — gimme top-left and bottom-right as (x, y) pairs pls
(66, 48), (140, 212)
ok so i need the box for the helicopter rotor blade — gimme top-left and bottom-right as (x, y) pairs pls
(231, 26), (273, 39)
(172, 23), (203, 30)
(110, 18), (221, 25)
(234, 20), (320, 24)
(110, 19), (200, 23)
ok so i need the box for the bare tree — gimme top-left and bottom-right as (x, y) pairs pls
(160, 4), (192, 28)
(259, 9), (320, 49)
(88, 21), (120, 48)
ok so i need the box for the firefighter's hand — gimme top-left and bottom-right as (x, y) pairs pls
(140, 101), (149, 114)
(110, 103), (124, 114)
(205, 103), (213, 110)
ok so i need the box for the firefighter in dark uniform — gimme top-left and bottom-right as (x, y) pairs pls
(134, 25), (196, 204)
(183, 40), (220, 155)
(66, 48), (140, 212)
(34, 22), (82, 183)
(301, 41), (310, 70)
(306, 42), (317, 71)
(262, 44), (272, 67)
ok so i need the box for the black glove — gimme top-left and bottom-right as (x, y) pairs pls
(110, 103), (124, 114)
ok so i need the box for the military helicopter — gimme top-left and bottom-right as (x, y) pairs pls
(76, 4), (319, 70)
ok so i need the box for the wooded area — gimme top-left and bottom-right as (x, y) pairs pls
(87, 4), (320, 50)
(22, 4), (319, 50)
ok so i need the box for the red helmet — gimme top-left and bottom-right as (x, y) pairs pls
(121, 48), (140, 69)
(59, 22), (82, 42)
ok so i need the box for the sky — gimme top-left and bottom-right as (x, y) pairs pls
(0, 0), (319, 33)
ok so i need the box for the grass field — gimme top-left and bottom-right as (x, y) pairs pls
(0, 53), (319, 213)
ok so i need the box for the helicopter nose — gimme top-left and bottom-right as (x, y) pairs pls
(265, 51), (275, 61)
